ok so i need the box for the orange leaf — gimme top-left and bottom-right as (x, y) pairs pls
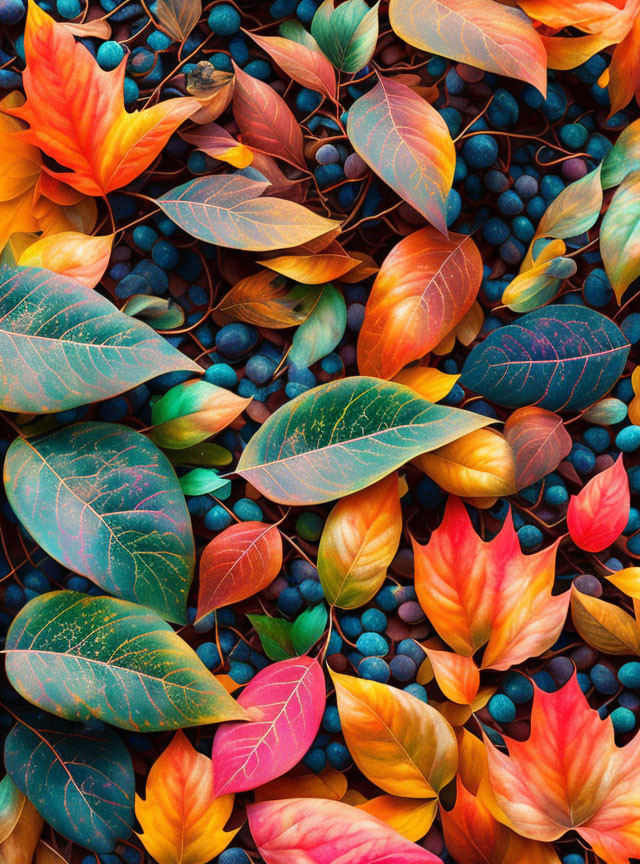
(259, 242), (360, 284)
(18, 231), (113, 288)
(413, 496), (568, 670)
(441, 777), (512, 864)
(424, 649), (480, 705)
(181, 122), (253, 169)
(357, 228), (482, 379)
(246, 30), (336, 99)
(6, 1), (197, 196)
(392, 367), (460, 403)
(254, 766), (347, 803)
(570, 586), (640, 655)
(567, 456), (630, 552)
(484, 673), (640, 862)
(197, 521), (283, 617)
(0, 797), (43, 864)
(136, 730), (238, 864)
(356, 796), (437, 842)
(215, 270), (312, 328)
(609, 14), (640, 115)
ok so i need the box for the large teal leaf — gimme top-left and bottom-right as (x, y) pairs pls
(5, 711), (134, 853)
(4, 422), (194, 623)
(460, 306), (629, 412)
(236, 376), (491, 504)
(0, 265), (199, 413)
(5, 591), (247, 731)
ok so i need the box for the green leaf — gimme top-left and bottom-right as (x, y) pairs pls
(247, 614), (295, 661)
(5, 711), (134, 853)
(0, 776), (24, 844)
(236, 376), (491, 504)
(165, 442), (233, 467)
(601, 118), (640, 188)
(4, 422), (194, 623)
(582, 398), (629, 426)
(289, 283), (347, 369)
(122, 294), (186, 330)
(0, 265), (199, 413)
(179, 467), (231, 497)
(292, 605), (328, 654)
(311, 0), (379, 73)
(600, 169), (640, 303)
(6, 591), (247, 731)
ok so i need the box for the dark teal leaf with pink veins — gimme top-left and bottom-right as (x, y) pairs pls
(5, 711), (135, 853)
(5, 591), (247, 731)
(0, 265), (199, 414)
(4, 422), (194, 623)
(460, 305), (630, 412)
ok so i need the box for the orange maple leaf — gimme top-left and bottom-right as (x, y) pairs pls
(484, 673), (640, 864)
(4, 1), (198, 197)
(413, 496), (569, 703)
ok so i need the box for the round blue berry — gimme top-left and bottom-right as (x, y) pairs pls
(462, 134), (498, 170)
(195, 642), (221, 670)
(207, 4), (241, 35)
(356, 632), (388, 657)
(56, 0), (80, 17)
(303, 746), (327, 772)
(611, 706), (636, 733)
(619, 662), (640, 690)
(358, 656), (390, 682)
(277, 586), (303, 616)
(616, 426), (640, 452)
(501, 671), (533, 704)
(389, 654), (416, 682)
(326, 740), (351, 769)
(316, 143), (340, 165)
(219, 848), (251, 864)
(216, 323), (258, 357)
(498, 190), (524, 216)
(591, 664), (619, 695)
(360, 608), (387, 633)
(488, 694), (516, 723)
(204, 505), (233, 532)
(96, 40), (124, 71)
(517, 524), (543, 549)
(322, 705), (341, 733)
(0, 0), (24, 23)
(233, 498), (263, 521)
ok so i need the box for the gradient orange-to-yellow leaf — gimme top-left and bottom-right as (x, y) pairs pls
(392, 367), (460, 403)
(430, 301), (484, 356)
(414, 428), (517, 499)
(567, 456), (630, 552)
(356, 796), (437, 842)
(504, 406), (572, 490)
(517, 0), (624, 30)
(317, 473), (402, 609)
(246, 30), (336, 100)
(484, 673), (640, 862)
(216, 270), (312, 328)
(254, 766), (347, 803)
(339, 251), (379, 282)
(181, 122), (253, 168)
(608, 11), (640, 114)
(259, 242), (359, 284)
(330, 670), (457, 798)
(389, 0), (547, 95)
(570, 586), (640, 655)
(136, 730), (238, 864)
(424, 649), (480, 705)
(17, 231), (113, 289)
(4, 1), (197, 196)
(0, 797), (43, 864)
(440, 777), (512, 864)
(413, 496), (568, 670)
(543, 32), (614, 70)
(606, 566), (640, 598)
(197, 521), (283, 617)
(601, 169), (640, 301)
(347, 77), (455, 235)
(357, 228), (482, 379)
(232, 61), (305, 169)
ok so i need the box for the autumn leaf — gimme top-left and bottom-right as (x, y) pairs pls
(136, 731), (238, 864)
(484, 673), (640, 863)
(567, 456), (630, 552)
(5, 1), (197, 196)
(504, 406), (572, 490)
(17, 231), (113, 288)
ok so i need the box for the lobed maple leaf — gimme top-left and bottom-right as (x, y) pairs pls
(484, 673), (640, 864)
(413, 496), (569, 703)
(4, 1), (198, 197)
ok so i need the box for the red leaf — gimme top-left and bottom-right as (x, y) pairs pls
(567, 456), (630, 552)
(246, 30), (337, 100)
(232, 61), (305, 169)
(197, 521), (283, 618)
(211, 657), (325, 795)
(504, 406), (573, 490)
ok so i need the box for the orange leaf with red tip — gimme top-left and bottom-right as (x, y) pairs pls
(504, 406), (572, 490)
(197, 521), (282, 618)
(357, 228), (482, 379)
(484, 673), (640, 863)
(413, 496), (569, 671)
(424, 649), (480, 705)
(246, 30), (337, 100)
(17, 231), (113, 289)
(6, 1), (197, 196)
(567, 456), (630, 552)
(135, 730), (238, 864)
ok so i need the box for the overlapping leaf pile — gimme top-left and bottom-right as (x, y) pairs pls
(1, 1), (640, 863)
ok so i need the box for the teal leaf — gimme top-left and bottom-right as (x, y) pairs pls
(179, 467), (231, 497)
(601, 118), (640, 188)
(5, 591), (247, 731)
(581, 398), (628, 426)
(311, 0), (379, 73)
(0, 265), (199, 413)
(292, 605), (328, 654)
(236, 376), (491, 504)
(289, 283), (347, 369)
(460, 305), (630, 412)
(247, 614), (295, 661)
(121, 294), (186, 330)
(4, 422), (194, 623)
(5, 711), (134, 853)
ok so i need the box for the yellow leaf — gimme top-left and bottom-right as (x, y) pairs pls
(571, 586), (640, 655)
(254, 767), (347, 803)
(392, 366), (459, 402)
(136, 730), (239, 864)
(18, 231), (113, 289)
(607, 567), (640, 598)
(357, 796), (437, 842)
(414, 428), (517, 498)
(424, 648), (480, 705)
(330, 670), (457, 798)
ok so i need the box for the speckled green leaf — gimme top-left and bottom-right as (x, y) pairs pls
(4, 423), (194, 623)
(600, 170), (640, 302)
(5, 711), (134, 853)
(247, 614), (295, 661)
(5, 591), (247, 731)
(236, 376), (491, 504)
(289, 283), (347, 369)
(602, 118), (640, 188)
(311, 0), (379, 73)
(0, 265), (199, 414)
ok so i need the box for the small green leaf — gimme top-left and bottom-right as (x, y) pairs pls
(289, 283), (346, 369)
(247, 613), (295, 661)
(292, 605), (329, 654)
(165, 442), (233, 467)
(179, 467), (231, 497)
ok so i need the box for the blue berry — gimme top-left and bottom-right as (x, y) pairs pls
(487, 88), (519, 128)
(619, 662), (640, 689)
(440, 107), (462, 137)
(56, 0), (80, 17)
(360, 608), (387, 633)
(389, 654), (416, 682)
(404, 683), (428, 702)
(299, 579), (324, 603)
(485, 169), (509, 193)
(219, 848), (251, 864)
(216, 323), (258, 357)
(196, 642), (221, 669)
(356, 632), (388, 657)
(303, 747), (327, 772)
(611, 706), (636, 733)
(245, 59), (271, 80)
(229, 661), (254, 684)
(590, 664), (618, 695)
(297, 87), (323, 113)
(0, 0), (24, 23)
(541, 174), (565, 201)
(562, 856), (585, 864)
(570, 443), (596, 474)
(559, 123), (588, 149)
(446, 188), (462, 225)
(233, 498), (263, 521)
(204, 363), (237, 389)
(488, 694), (516, 723)
(204, 505), (233, 532)
(501, 671), (533, 704)
(544, 484), (568, 506)
(277, 586), (304, 617)
(583, 268), (612, 307)
(483, 217), (510, 246)
(316, 143), (340, 165)
(462, 134), (498, 170)
(533, 670), (556, 692)
(513, 174), (538, 199)
(517, 524), (543, 549)
(123, 76), (139, 104)
(297, 0), (318, 21)
(207, 3), (241, 35)
(616, 426), (640, 452)
(147, 29), (172, 50)
(622, 313), (640, 343)
(96, 40), (124, 70)
(326, 741), (351, 769)
(358, 656), (390, 682)
(498, 190), (524, 216)
(322, 705), (341, 733)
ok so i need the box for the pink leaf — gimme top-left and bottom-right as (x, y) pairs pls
(567, 456), (630, 552)
(248, 797), (444, 864)
(212, 657), (325, 795)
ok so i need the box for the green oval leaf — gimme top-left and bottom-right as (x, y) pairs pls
(601, 169), (640, 303)
(5, 711), (134, 853)
(156, 175), (339, 251)
(236, 376), (491, 504)
(460, 305), (629, 412)
(288, 283), (347, 369)
(311, 0), (379, 73)
(4, 422), (194, 623)
(0, 265), (199, 413)
(5, 591), (247, 731)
